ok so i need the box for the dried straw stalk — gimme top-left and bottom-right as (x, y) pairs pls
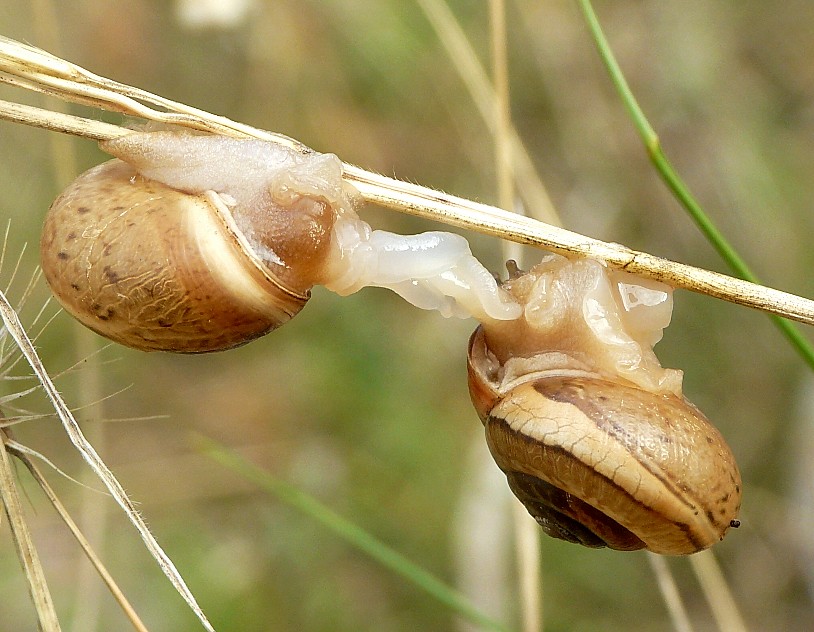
(1, 36), (813, 328)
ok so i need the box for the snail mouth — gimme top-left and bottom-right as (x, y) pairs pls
(506, 470), (646, 551)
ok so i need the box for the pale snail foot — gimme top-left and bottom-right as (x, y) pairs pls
(324, 220), (521, 321)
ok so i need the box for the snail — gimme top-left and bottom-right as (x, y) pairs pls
(40, 131), (520, 352)
(467, 254), (741, 555)
(40, 130), (741, 554)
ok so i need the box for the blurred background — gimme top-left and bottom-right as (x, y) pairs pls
(1, 0), (814, 630)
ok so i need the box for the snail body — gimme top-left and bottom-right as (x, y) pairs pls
(467, 255), (741, 555)
(41, 131), (519, 352)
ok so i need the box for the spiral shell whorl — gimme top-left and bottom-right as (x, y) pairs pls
(467, 255), (742, 554)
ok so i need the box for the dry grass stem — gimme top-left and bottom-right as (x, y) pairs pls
(2, 39), (812, 328)
(646, 553), (693, 632)
(8, 444), (150, 632)
(512, 502), (542, 632)
(0, 38), (813, 327)
(0, 288), (215, 632)
(689, 550), (747, 632)
(0, 37), (294, 144)
(0, 429), (61, 632)
(0, 99), (126, 141)
(3, 438), (103, 491)
(487, 2), (542, 629)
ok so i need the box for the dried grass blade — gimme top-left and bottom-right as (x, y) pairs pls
(8, 444), (150, 632)
(0, 36), (298, 145)
(344, 165), (814, 325)
(2, 38), (814, 327)
(0, 98), (126, 141)
(689, 551), (747, 632)
(0, 289), (215, 632)
(0, 429), (61, 632)
(646, 553), (693, 632)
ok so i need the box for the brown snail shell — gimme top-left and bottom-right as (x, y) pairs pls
(467, 257), (742, 555)
(40, 160), (315, 352)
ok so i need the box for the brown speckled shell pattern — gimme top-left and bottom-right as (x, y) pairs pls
(41, 160), (307, 353)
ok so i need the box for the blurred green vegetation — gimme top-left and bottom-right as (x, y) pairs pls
(1, 0), (813, 630)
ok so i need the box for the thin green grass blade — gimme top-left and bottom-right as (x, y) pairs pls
(576, 0), (814, 371)
(196, 436), (515, 632)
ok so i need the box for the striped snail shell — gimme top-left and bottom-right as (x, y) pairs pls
(467, 255), (742, 555)
(40, 132), (353, 353)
